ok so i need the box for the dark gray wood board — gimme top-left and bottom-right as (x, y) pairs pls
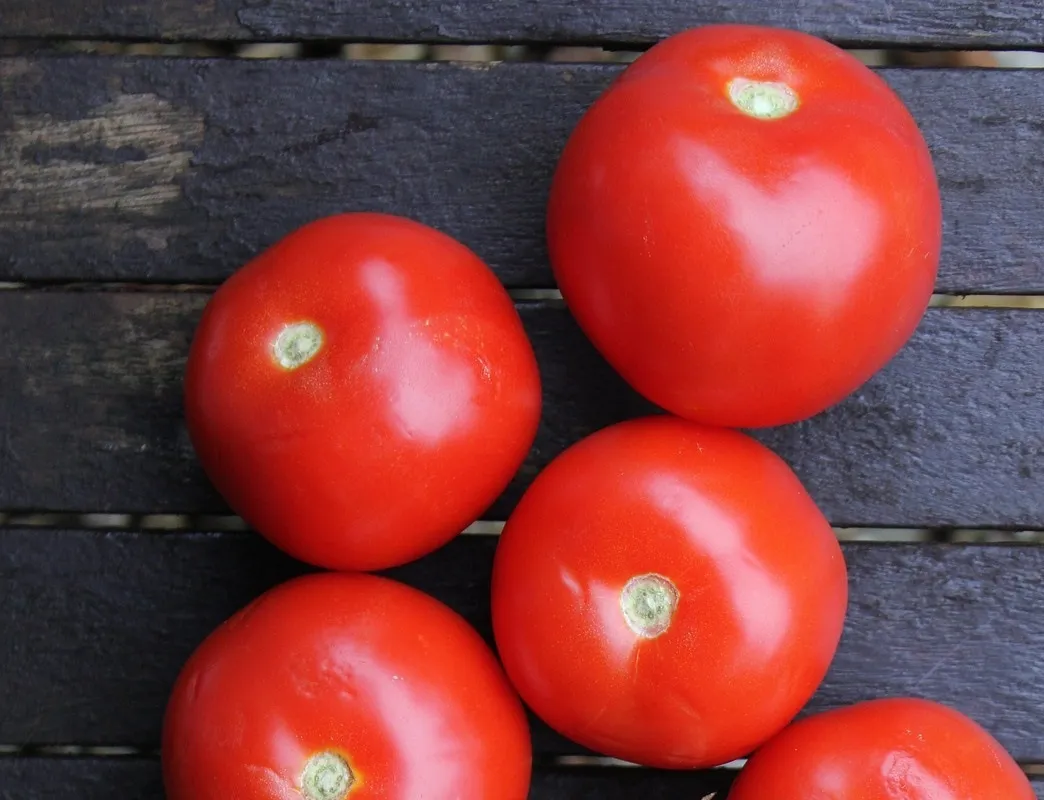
(0, 758), (737, 800)
(0, 757), (1038, 799)
(0, 291), (1041, 528)
(2, 530), (1044, 762)
(2, 0), (1044, 49)
(1, 56), (1043, 293)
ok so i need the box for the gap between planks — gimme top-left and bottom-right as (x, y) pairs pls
(4, 39), (1044, 70)
(512, 292), (1044, 308)
(0, 283), (1042, 308)
(0, 513), (1042, 543)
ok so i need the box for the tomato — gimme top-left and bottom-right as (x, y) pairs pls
(162, 572), (532, 800)
(490, 416), (848, 769)
(729, 697), (1035, 799)
(184, 213), (542, 571)
(546, 24), (941, 428)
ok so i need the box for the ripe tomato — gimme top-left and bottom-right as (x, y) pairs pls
(729, 697), (1035, 799)
(184, 213), (541, 571)
(547, 24), (941, 428)
(490, 416), (848, 768)
(162, 572), (532, 800)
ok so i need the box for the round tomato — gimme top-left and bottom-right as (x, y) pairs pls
(547, 24), (941, 428)
(162, 572), (532, 800)
(729, 697), (1034, 799)
(184, 213), (542, 571)
(490, 416), (848, 768)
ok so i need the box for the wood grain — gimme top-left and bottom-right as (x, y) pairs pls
(2, 57), (1044, 292)
(0, 291), (1041, 528)
(2, 0), (1044, 48)
(2, 530), (1044, 761)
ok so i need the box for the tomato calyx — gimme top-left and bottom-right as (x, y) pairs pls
(273, 321), (324, 370)
(300, 750), (355, 800)
(620, 573), (679, 639)
(726, 77), (799, 120)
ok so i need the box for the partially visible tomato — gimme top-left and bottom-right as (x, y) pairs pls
(184, 213), (541, 571)
(162, 572), (532, 800)
(547, 24), (941, 428)
(490, 416), (848, 769)
(729, 697), (1034, 799)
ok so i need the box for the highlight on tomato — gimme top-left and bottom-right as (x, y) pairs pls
(162, 572), (533, 800)
(184, 212), (542, 572)
(729, 697), (1035, 799)
(490, 415), (848, 769)
(547, 24), (942, 428)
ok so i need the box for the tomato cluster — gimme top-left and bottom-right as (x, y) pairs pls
(163, 23), (1032, 800)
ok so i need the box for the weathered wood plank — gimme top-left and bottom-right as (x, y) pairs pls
(2, 0), (1044, 49)
(1, 531), (1043, 761)
(0, 292), (1041, 528)
(0, 757), (736, 799)
(1, 57), (1043, 293)
(0, 756), (1039, 799)
(0, 758), (168, 800)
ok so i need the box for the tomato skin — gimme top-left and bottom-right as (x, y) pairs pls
(162, 572), (533, 800)
(547, 24), (941, 428)
(184, 213), (541, 571)
(729, 697), (1034, 799)
(490, 416), (848, 769)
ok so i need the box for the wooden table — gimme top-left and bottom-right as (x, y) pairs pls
(1, 2), (1042, 796)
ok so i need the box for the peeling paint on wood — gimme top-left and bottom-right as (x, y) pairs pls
(0, 94), (202, 228)
(0, 57), (1043, 291)
(0, 7), (1042, 794)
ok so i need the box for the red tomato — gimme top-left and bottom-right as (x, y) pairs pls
(185, 213), (541, 571)
(547, 24), (941, 428)
(162, 572), (532, 800)
(729, 697), (1035, 799)
(490, 416), (848, 768)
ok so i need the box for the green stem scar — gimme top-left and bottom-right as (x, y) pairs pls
(301, 751), (354, 800)
(621, 574), (679, 639)
(727, 77), (799, 120)
(273, 321), (324, 369)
